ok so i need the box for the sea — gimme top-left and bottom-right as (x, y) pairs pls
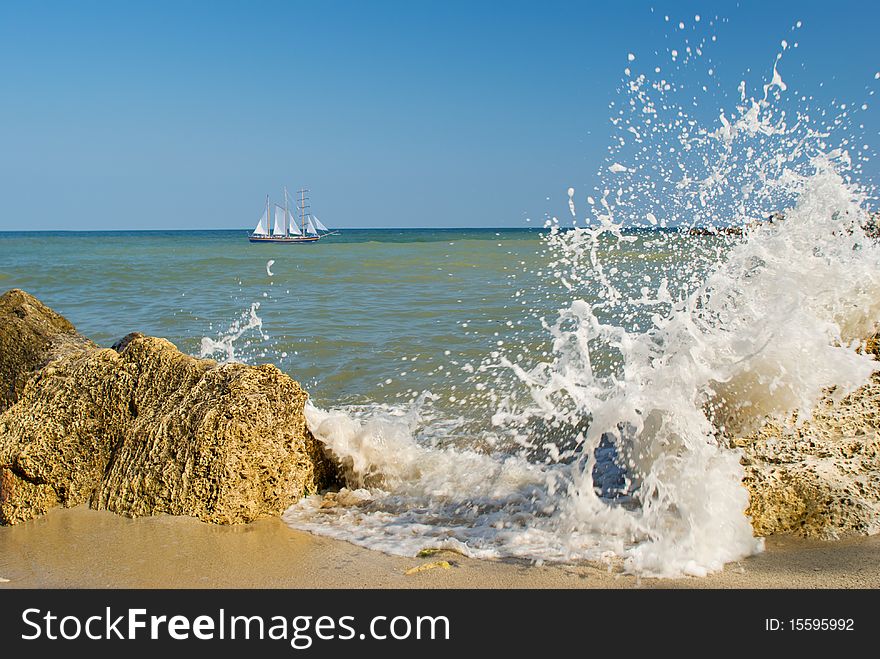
(3, 19), (880, 577)
(0, 227), (566, 407)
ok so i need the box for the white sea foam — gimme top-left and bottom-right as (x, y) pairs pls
(283, 21), (880, 575)
(199, 302), (265, 362)
(511, 163), (880, 575)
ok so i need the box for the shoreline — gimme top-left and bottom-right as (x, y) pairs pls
(1, 506), (878, 589)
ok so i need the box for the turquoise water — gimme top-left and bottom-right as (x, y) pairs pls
(0, 228), (707, 411)
(0, 228), (567, 407)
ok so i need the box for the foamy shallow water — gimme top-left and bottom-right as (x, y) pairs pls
(281, 165), (880, 577)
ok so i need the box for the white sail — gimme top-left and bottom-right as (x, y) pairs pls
(287, 209), (303, 235)
(252, 209), (269, 235)
(313, 216), (329, 232)
(273, 205), (288, 236)
(304, 216), (318, 235)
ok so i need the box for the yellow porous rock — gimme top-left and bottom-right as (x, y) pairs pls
(0, 289), (338, 525)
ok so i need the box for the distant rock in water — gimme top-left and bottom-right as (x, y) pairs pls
(0, 289), (337, 526)
(686, 212), (787, 237)
(734, 351), (880, 539)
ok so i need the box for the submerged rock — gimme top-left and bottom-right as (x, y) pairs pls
(0, 289), (337, 525)
(735, 374), (880, 538)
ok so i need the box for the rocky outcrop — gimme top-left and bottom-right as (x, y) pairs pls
(0, 290), (337, 525)
(735, 373), (880, 538)
(0, 289), (92, 413)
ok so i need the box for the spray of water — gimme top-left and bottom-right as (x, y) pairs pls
(199, 302), (265, 363)
(281, 16), (880, 575)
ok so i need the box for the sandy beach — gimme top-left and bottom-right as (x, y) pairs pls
(0, 506), (877, 589)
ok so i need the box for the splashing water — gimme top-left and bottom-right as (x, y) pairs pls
(283, 19), (880, 576)
(199, 302), (265, 362)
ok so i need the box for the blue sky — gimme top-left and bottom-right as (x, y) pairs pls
(1, 0), (878, 230)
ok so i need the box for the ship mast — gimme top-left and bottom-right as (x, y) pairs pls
(265, 194), (270, 237)
(298, 188), (310, 237)
(283, 186), (289, 237)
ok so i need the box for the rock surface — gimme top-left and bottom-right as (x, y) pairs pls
(0, 290), (337, 525)
(736, 373), (880, 538)
(0, 289), (91, 413)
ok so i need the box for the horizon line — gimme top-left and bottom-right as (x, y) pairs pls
(0, 225), (693, 234)
(0, 226), (556, 233)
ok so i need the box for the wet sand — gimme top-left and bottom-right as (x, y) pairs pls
(0, 506), (877, 588)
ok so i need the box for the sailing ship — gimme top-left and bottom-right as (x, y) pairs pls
(249, 188), (338, 243)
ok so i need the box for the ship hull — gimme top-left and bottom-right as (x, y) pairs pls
(248, 235), (321, 243)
